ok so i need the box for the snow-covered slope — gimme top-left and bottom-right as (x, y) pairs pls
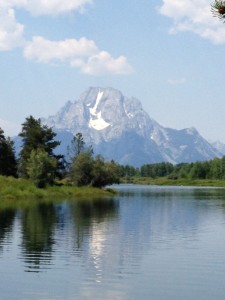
(88, 90), (110, 131)
(43, 87), (222, 166)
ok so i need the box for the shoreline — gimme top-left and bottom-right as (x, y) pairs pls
(122, 177), (225, 188)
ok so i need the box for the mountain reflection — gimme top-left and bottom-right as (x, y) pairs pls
(56, 198), (119, 252)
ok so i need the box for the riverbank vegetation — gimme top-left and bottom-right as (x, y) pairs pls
(0, 116), (120, 200)
(0, 176), (115, 202)
(1, 115), (225, 199)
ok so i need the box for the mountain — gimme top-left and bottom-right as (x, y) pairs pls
(42, 87), (222, 166)
(211, 141), (225, 155)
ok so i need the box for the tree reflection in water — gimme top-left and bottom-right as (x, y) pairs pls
(70, 198), (118, 251)
(20, 203), (57, 272)
(19, 198), (118, 272)
(0, 209), (16, 252)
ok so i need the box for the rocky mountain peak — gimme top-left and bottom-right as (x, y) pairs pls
(42, 87), (222, 166)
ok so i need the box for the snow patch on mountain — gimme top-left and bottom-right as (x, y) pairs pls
(127, 112), (134, 119)
(88, 90), (110, 131)
(124, 106), (134, 119)
(89, 90), (104, 116)
(89, 111), (110, 131)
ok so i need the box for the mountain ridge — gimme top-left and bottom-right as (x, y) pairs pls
(42, 87), (222, 166)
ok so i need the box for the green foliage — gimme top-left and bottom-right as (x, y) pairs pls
(21, 203), (56, 265)
(70, 151), (94, 186)
(211, 1), (225, 21)
(69, 132), (85, 157)
(26, 149), (57, 188)
(70, 152), (120, 188)
(0, 128), (17, 177)
(0, 176), (112, 203)
(175, 163), (193, 179)
(125, 156), (225, 183)
(118, 164), (140, 178)
(188, 161), (209, 180)
(19, 116), (60, 177)
(68, 133), (119, 188)
(67, 132), (93, 171)
(91, 156), (120, 188)
(140, 162), (174, 178)
(131, 176), (225, 187)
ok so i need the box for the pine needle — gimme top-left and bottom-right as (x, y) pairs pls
(211, 0), (225, 21)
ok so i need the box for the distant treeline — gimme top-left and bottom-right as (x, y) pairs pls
(118, 157), (225, 180)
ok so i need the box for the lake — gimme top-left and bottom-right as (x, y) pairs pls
(1, 184), (225, 299)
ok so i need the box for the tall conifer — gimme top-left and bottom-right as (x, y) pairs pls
(0, 128), (17, 177)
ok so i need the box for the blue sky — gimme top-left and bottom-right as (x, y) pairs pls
(1, 0), (225, 143)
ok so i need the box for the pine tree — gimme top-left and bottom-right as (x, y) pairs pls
(0, 128), (17, 177)
(211, 1), (225, 21)
(67, 132), (93, 172)
(18, 116), (60, 178)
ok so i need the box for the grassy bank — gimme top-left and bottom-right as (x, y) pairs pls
(123, 177), (225, 187)
(0, 176), (115, 202)
(1, 175), (224, 203)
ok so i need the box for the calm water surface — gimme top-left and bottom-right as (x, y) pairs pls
(1, 185), (225, 299)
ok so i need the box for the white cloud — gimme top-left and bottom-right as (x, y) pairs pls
(7, 0), (93, 16)
(24, 36), (98, 62)
(0, 0), (93, 15)
(0, 0), (133, 75)
(168, 77), (186, 85)
(159, 0), (225, 44)
(0, 8), (24, 51)
(24, 37), (133, 75)
(72, 51), (134, 75)
(0, 0), (92, 51)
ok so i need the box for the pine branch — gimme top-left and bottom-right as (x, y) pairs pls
(211, 0), (225, 21)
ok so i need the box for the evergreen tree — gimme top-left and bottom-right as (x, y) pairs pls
(71, 133), (85, 157)
(67, 132), (93, 172)
(0, 128), (17, 177)
(67, 132), (93, 160)
(18, 116), (60, 177)
(211, 1), (225, 21)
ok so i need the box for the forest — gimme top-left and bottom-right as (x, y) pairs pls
(120, 158), (225, 181)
